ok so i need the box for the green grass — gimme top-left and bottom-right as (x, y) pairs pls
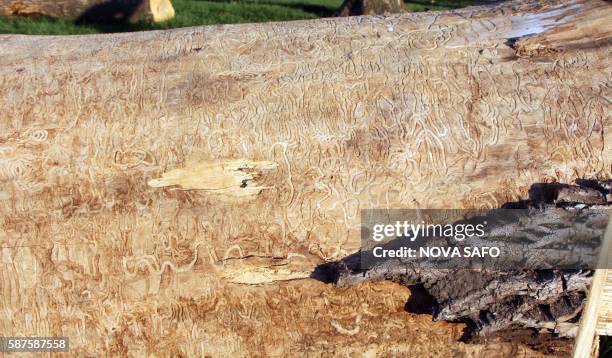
(0, 0), (484, 35)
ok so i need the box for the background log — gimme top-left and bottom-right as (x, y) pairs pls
(0, 0), (610, 355)
(0, 0), (175, 22)
(335, 0), (405, 17)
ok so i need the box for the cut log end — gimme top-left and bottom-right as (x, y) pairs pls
(149, 0), (175, 23)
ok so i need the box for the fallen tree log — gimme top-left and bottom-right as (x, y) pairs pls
(0, 0), (610, 355)
(0, 0), (175, 22)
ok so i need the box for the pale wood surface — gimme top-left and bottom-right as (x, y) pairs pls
(596, 270), (612, 335)
(0, 0), (610, 355)
(574, 213), (611, 357)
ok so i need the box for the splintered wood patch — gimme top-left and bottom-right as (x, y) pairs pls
(148, 159), (277, 197)
(218, 256), (314, 285)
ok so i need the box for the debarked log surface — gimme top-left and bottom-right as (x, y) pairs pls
(0, 0), (610, 356)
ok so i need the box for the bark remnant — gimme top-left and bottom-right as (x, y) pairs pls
(322, 180), (611, 338)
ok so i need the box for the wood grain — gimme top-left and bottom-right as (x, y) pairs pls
(597, 271), (612, 336)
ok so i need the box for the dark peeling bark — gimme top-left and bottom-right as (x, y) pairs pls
(320, 180), (611, 338)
